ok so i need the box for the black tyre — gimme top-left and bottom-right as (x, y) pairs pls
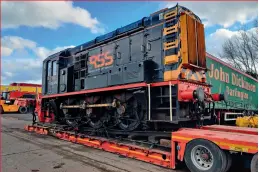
(19, 106), (28, 114)
(0, 106), (4, 114)
(251, 153), (258, 172)
(225, 152), (232, 172)
(219, 149), (228, 172)
(184, 139), (226, 172)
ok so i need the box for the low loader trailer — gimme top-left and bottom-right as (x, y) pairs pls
(25, 124), (258, 172)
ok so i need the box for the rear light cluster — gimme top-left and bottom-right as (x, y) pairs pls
(211, 92), (228, 102)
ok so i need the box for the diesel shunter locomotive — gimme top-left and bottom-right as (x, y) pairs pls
(37, 5), (227, 131)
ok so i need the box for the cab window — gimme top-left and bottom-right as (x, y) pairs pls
(1, 92), (9, 100)
(52, 60), (57, 76)
(47, 61), (52, 76)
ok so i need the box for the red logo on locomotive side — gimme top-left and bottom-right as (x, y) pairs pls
(89, 52), (113, 69)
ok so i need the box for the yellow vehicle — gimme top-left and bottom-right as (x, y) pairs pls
(0, 92), (19, 113)
(0, 83), (41, 114)
(0, 91), (37, 114)
(236, 115), (258, 128)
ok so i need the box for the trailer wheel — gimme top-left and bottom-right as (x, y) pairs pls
(219, 149), (228, 172)
(19, 107), (28, 114)
(0, 106), (4, 114)
(225, 152), (232, 172)
(184, 139), (226, 172)
(251, 153), (258, 172)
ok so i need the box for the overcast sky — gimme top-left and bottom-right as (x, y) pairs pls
(1, 1), (258, 85)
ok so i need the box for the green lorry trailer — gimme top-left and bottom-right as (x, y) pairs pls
(206, 53), (258, 123)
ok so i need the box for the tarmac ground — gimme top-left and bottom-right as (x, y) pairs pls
(1, 113), (188, 172)
(1, 113), (252, 172)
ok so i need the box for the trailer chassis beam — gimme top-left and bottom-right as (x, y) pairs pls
(25, 125), (172, 169)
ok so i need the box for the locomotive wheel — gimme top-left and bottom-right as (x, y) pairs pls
(115, 97), (143, 131)
(19, 106), (28, 114)
(62, 100), (80, 127)
(87, 108), (103, 129)
(64, 113), (79, 127)
(87, 99), (111, 129)
(184, 139), (226, 172)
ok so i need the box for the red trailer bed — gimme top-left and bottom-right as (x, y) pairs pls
(25, 124), (258, 172)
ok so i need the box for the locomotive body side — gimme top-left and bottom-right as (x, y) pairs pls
(37, 5), (224, 131)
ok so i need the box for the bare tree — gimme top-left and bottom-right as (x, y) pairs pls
(221, 20), (258, 79)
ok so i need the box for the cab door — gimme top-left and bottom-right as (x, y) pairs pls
(46, 60), (58, 94)
(144, 24), (164, 82)
(46, 60), (52, 94)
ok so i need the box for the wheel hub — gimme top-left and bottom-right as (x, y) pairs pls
(191, 145), (214, 170)
(116, 104), (126, 116)
(201, 153), (209, 160)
